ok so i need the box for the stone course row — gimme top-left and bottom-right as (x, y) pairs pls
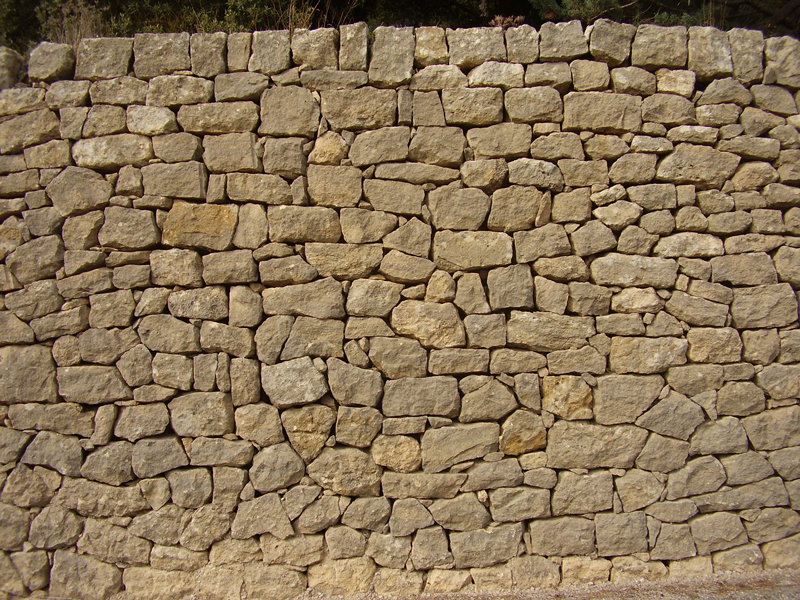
(0, 19), (799, 600)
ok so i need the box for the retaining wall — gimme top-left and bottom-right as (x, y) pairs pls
(0, 19), (800, 600)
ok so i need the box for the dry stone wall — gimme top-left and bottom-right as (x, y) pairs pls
(0, 19), (799, 600)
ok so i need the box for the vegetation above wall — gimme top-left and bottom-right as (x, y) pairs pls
(0, 0), (798, 54)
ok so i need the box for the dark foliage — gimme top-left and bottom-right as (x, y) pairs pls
(1, 0), (797, 54)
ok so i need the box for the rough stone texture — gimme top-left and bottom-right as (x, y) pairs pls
(0, 22), (797, 597)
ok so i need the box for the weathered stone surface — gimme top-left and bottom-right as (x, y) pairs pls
(421, 423), (499, 473)
(162, 200), (236, 251)
(450, 523), (523, 569)
(609, 337), (688, 374)
(0, 345), (56, 403)
(308, 557), (376, 595)
(547, 421), (648, 469)
(50, 550), (121, 600)
(232, 493), (293, 539)
(656, 143), (740, 189)
(307, 447), (381, 496)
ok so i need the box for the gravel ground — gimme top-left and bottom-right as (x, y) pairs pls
(306, 569), (800, 600)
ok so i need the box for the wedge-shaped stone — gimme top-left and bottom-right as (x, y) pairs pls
(690, 512), (747, 555)
(546, 421), (648, 469)
(0, 109), (60, 154)
(231, 493), (293, 539)
(261, 356), (328, 408)
(6, 235), (64, 285)
(507, 311), (594, 352)
(636, 391), (705, 440)
(383, 376), (459, 418)
(694, 477), (788, 513)
(382, 473), (465, 499)
(421, 423), (499, 473)
(591, 253), (678, 288)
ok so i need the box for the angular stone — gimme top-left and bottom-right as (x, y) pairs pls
(169, 392), (234, 437)
(547, 421), (648, 469)
(231, 493), (292, 539)
(636, 391), (705, 441)
(45, 167), (111, 217)
(321, 88), (396, 130)
(591, 253), (678, 288)
(54, 477), (148, 517)
(594, 374), (663, 425)
(383, 376), (459, 418)
(50, 550), (121, 600)
(306, 447), (381, 496)
(141, 162), (207, 200)
(690, 512), (747, 555)
(98, 206), (159, 250)
(450, 523), (523, 569)
(542, 375), (593, 420)
(551, 470), (613, 516)
(246, 443), (304, 495)
(507, 311), (594, 352)
(281, 404), (335, 462)
(421, 423), (499, 473)
(609, 337), (687, 374)
(666, 456), (726, 500)
(731, 283), (798, 329)
(262, 278), (344, 319)
(307, 557), (376, 596)
(656, 143), (740, 189)
(369, 27), (414, 86)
